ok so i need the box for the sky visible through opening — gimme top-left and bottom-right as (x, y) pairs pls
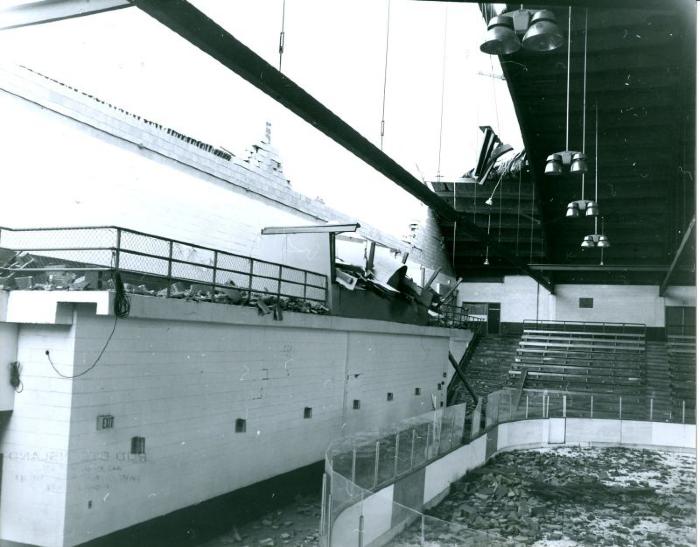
(0, 1), (522, 237)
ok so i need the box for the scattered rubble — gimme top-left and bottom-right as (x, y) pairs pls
(393, 446), (696, 546)
(0, 250), (329, 316)
(196, 495), (321, 547)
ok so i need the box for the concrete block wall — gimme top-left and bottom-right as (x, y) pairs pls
(0, 320), (76, 547)
(0, 65), (451, 275)
(0, 293), (452, 547)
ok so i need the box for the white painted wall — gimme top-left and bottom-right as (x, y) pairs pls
(457, 276), (696, 327)
(0, 321), (76, 547)
(0, 66), (453, 276)
(0, 293), (452, 547)
(457, 276), (554, 323)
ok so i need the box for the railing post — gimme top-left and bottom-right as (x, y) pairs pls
(247, 259), (254, 302)
(212, 250), (218, 298)
(351, 448), (357, 484)
(682, 401), (686, 424)
(563, 395), (567, 418)
(542, 393), (546, 418)
(590, 395), (594, 418)
(619, 396), (622, 420)
(114, 228), (121, 272)
(525, 395), (529, 419)
(420, 515), (425, 546)
(424, 423), (431, 461)
(373, 441), (380, 488)
(320, 473), (327, 540)
(358, 513), (364, 547)
(303, 270), (308, 302)
(277, 264), (283, 300)
(410, 429), (416, 469)
(649, 398), (654, 421)
(166, 240), (173, 296)
(327, 487), (333, 545)
(393, 432), (400, 477)
(449, 414), (456, 449)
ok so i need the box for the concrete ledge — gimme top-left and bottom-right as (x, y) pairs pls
(1, 290), (112, 324)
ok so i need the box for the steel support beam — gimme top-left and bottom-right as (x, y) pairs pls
(0, 0), (130, 30)
(133, 1), (555, 294)
(416, 0), (687, 10)
(659, 216), (695, 296)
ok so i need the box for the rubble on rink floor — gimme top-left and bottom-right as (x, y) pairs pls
(394, 446), (696, 546)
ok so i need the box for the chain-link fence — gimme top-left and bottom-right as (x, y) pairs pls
(0, 225), (328, 310)
(321, 387), (695, 546)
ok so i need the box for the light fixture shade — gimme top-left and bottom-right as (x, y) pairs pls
(570, 152), (588, 174)
(585, 200), (599, 216)
(597, 235), (611, 248)
(521, 10), (564, 52)
(485, 197), (494, 206)
(581, 235), (596, 248)
(480, 16), (521, 56)
(565, 202), (580, 217)
(483, 257), (490, 266)
(544, 153), (563, 176)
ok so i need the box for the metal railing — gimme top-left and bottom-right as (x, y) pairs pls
(0, 225), (328, 309)
(523, 319), (647, 336)
(321, 387), (695, 546)
(430, 304), (487, 330)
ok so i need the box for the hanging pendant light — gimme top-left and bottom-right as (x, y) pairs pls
(522, 10), (564, 52)
(585, 200), (599, 216)
(543, 8), (586, 177)
(597, 235), (610, 248)
(483, 256), (490, 266)
(570, 152), (588, 174)
(480, 15), (521, 55)
(544, 153), (563, 176)
(581, 235), (596, 248)
(566, 201), (580, 217)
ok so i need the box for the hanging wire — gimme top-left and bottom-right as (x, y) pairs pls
(437, 5), (448, 180)
(278, 0), (287, 72)
(498, 164), (503, 242)
(489, 57), (502, 134)
(516, 159), (522, 255)
(380, 0), (392, 150)
(485, 211), (491, 264)
(529, 176), (535, 263)
(595, 101), (599, 235)
(565, 6), (572, 151)
(580, 8), (588, 201)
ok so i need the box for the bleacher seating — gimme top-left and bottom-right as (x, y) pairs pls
(509, 320), (647, 397)
(667, 335), (696, 422)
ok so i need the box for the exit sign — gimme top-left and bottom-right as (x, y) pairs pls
(96, 415), (114, 430)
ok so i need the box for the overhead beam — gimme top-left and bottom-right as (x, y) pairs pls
(261, 223), (360, 235)
(133, 1), (556, 295)
(530, 264), (686, 272)
(414, 0), (687, 10)
(659, 216), (695, 296)
(0, 0), (130, 30)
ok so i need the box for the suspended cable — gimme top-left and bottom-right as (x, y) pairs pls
(580, 8), (588, 201)
(498, 167), (503, 242)
(595, 101), (599, 235)
(489, 57), (501, 134)
(529, 176), (535, 263)
(278, 0), (287, 72)
(436, 5), (448, 180)
(516, 159), (522, 255)
(380, 0), (392, 150)
(565, 6), (572, 151)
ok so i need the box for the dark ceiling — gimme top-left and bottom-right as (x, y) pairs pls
(434, 1), (696, 286)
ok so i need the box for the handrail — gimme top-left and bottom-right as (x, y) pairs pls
(0, 225), (329, 308)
